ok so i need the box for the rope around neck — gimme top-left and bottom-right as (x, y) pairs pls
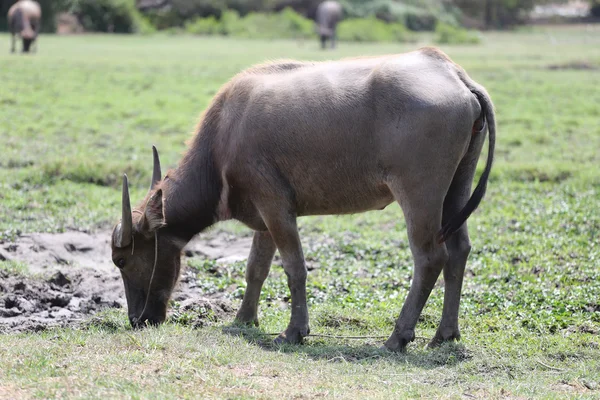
(129, 209), (158, 323)
(136, 231), (158, 323)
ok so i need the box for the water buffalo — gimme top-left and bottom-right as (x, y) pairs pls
(111, 47), (495, 351)
(315, 1), (342, 49)
(8, 0), (41, 53)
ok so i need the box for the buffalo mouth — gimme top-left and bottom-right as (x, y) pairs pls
(22, 38), (34, 52)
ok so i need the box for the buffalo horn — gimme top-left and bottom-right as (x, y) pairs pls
(115, 174), (133, 248)
(151, 145), (161, 190)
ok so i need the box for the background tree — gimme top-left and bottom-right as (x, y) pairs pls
(1, 0), (596, 33)
(591, 0), (600, 17)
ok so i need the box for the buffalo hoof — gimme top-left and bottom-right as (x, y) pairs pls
(273, 325), (309, 345)
(234, 310), (259, 327)
(384, 328), (415, 352)
(428, 328), (461, 348)
(233, 318), (259, 328)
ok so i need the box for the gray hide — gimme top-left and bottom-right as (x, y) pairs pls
(8, 0), (42, 53)
(315, 1), (343, 49)
(111, 48), (496, 351)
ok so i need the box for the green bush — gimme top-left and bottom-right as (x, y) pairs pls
(185, 16), (221, 35)
(68, 0), (155, 33)
(340, 0), (459, 31)
(279, 7), (314, 37)
(141, 0), (276, 30)
(183, 9), (413, 43)
(185, 8), (313, 39)
(402, 7), (437, 31)
(219, 9), (242, 35)
(231, 12), (278, 38)
(434, 22), (480, 45)
(337, 17), (410, 42)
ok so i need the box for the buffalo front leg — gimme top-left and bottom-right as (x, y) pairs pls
(11, 34), (16, 53)
(235, 231), (277, 326)
(262, 213), (309, 345)
(385, 193), (448, 352)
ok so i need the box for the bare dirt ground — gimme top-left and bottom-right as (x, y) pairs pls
(0, 230), (253, 333)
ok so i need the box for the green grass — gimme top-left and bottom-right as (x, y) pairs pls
(1, 27), (600, 398)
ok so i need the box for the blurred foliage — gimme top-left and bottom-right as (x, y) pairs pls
(142, 0), (281, 28)
(143, 0), (457, 34)
(185, 8), (319, 39)
(453, 0), (574, 28)
(68, 0), (154, 33)
(182, 8), (414, 42)
(337, 17), (411, 42)
(340, 0), (459, 31)
(1, 0), (596, 34)
(434, 21), (480, 44)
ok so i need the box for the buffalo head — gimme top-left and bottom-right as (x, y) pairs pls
(111, 147), (183, 328)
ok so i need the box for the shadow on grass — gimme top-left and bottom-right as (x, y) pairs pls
(221, 324), (471, 368)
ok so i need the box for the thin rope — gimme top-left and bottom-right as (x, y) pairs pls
(131, 209), (143, 256)
(225, 328), (427, 341)
(306, 334), (389, 339)
(535, 359), (565, 372)
(137, 231), (158, 322)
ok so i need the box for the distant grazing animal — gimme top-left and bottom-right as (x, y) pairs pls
(111, 47), (495, 352)
(8, 0), (41, 53)
(315, 1), (342, 49)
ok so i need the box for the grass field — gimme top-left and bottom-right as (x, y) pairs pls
(1, 26), (600, 398)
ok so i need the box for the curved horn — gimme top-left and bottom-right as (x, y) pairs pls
(115, 174), (133, 248)
(151, 145), (162, 190)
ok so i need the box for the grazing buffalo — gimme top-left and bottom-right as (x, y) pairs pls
(111, 47), (495, 351)
(8, 0), (41, 53)
(315, 1), (342, 49)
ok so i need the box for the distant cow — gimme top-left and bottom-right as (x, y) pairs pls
(315, 1), (342, 49)
(8, 0), (42, 53)
(111, 47), (496, 352)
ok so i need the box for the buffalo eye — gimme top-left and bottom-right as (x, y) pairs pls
(114, 258), (126, 269)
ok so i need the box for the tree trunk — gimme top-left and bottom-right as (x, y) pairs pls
(484, 0), (494, 29)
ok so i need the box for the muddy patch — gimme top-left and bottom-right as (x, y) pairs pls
(0, 229), (253, 333)
(0, 270), (122, 333)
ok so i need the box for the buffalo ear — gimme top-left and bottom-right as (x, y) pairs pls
(141, 189), (166, 233)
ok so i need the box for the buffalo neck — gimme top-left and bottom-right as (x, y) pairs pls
(161, 138), (222, 243)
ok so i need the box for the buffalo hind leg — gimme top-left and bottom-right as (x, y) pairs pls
(261, 211), (309, 344)
(235, 231), (277, 326)
(428, 223), (470, 347)
(429, 179), (472, 347)
(385, 188), (448, 352)
(429, 140), (483, 347)
(11, 34), (16, 53)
